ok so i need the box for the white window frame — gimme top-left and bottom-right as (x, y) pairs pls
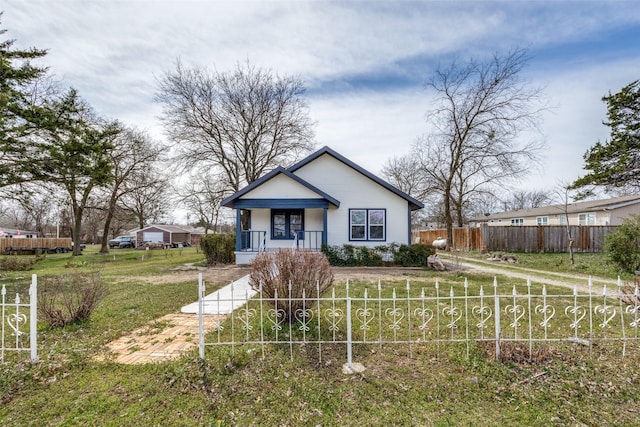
(510, 218), (524, 226)
(578, 213), (596, 226)
(536, 216), (549, 226)
(559, 215), (567, 225)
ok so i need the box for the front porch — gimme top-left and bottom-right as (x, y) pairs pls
(235, 229), (325, 265)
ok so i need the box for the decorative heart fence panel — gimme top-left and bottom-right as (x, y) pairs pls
(197, 274), (640, 369)
(1, 275), (37, 363)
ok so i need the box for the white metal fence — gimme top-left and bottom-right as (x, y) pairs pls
(1, 274), (37, 363)
(198, 275), (640, 367)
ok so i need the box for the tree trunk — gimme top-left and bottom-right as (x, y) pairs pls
(444, 189), (453, 251)
(99, 192), (119, 254)
(72, 202), (83, 256)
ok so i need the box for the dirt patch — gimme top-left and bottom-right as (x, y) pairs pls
(331, 266), (432, 283)
(135, 265), (434, 287)
(135, 265), (251, 285)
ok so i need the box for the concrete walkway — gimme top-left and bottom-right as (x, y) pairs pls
(180, 274), (256, 314)
(99, 275), (255, 364)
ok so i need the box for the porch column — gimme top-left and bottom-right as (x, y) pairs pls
(235, 209), (242, 251)
(322, 207), (328, 246)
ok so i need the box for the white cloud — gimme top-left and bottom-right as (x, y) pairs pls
(3, 0), (640, 200)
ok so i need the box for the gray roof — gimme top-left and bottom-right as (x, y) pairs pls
(477, 195), (640, 221)
(137, 224), (192, 233)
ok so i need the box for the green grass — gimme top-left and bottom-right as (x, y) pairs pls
(442, 251), (635, 282)
(2, 250), (640, 426)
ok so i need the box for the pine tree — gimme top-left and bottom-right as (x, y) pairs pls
(0, 14), (52, 186)
(573, 80), (640, 192)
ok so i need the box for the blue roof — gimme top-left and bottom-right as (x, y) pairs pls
(220, 166), (340, 208)
(288, 146), (424, 210)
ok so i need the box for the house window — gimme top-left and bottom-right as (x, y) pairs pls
(271, 209), (303, 239)
(350, 209), (386, 241)
(559, 215), (567, 225)
(510, 218), (524, 226)
(579, 213), (596, 226)
(536, 216), (548, 226)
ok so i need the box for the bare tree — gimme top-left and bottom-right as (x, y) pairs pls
(96, 124), (164, 253)
(382, 154), (433, 226)
(382, 154), (430, 201)
(156, 60), (315, 192)
(177, 170), (228, 234)
(0, 183), (58, 235)
(556, 183), (576, 265)
(414, 49), (546, 249)
(502, 189), (554, 211)
(120, 169), (169, 229)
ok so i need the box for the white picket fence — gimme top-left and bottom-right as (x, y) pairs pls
(197, 274), (640, 368)
(1, 274), (38, 363)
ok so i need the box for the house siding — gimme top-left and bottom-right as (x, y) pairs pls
(481, 197), (640, 227)
(489, 208), (636, 227)
(292, 153), (411, 246)
(609, 205), (639, 225)
(240, 173), (324, 199)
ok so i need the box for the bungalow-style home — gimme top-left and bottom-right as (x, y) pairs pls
(221, 146), (424, 264)
(135, 224), (206, 247)
(475, 195), (640, 227)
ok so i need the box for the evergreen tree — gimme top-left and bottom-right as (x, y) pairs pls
(0, 15), (52, 186)
(573, 80), (640, 192)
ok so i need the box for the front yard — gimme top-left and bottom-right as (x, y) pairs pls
(1, 247), (639, 425)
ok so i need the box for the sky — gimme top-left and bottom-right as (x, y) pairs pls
(4, 0), (640, 203)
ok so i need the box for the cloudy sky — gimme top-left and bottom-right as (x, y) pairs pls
(4, 0), (640, 197)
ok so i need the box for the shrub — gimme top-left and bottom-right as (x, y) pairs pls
(200, 233), (235, 265)
(39, 271), (108, 327)
(321, 244), (383, 266)
(392, 244), (435, 267)
(249, 249), (334, 322)
(0, 256), (39, 271)
(605, 215), (640, 273)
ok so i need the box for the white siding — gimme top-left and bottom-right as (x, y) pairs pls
(243, 173), (321, 199)
(293, 154), (410, 246)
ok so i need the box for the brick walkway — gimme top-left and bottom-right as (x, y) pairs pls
(98, 313), (226, 364)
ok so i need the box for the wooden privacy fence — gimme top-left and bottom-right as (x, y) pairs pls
(413, 226), (618, 253)
(482, 225), (616, 253)
(413, 227), (482, 251)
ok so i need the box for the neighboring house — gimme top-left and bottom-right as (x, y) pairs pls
(135, 224), (204, 247)
(474, 195), (640, 227)
(221, 146), (424, 264)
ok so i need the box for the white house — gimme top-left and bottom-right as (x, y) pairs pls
(221, 146), (424, 264)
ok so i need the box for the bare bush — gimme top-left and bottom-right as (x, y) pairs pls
(620, 278), (640, 307)
(0, 256), (39, 271)
(249, 249), (334, 322)
(39, 271), (108, 327)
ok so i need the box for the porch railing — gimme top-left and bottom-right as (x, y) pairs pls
(239, 230), (324, 252)
(293, 230), (323, 251)
(240, 230), (267, 252)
